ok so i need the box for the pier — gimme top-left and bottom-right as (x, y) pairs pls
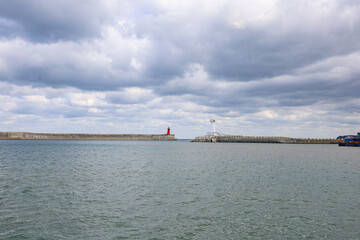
(0, 132), (177, 141)
(191, 134), (343, 144)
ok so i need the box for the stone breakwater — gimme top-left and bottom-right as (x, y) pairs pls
(0, 132), (177, 141)
(191, 135), (343, 144)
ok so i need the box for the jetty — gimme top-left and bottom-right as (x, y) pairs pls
(192, 119), (343, 144)
(191, 133), (343, 144)
(0, 131), (177, 141)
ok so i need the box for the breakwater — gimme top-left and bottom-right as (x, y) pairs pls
(0, 132), (177, 141)
(191, 134), (343, 144)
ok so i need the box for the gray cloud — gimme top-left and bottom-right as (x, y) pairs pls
(132, 0), (360, 83)
(0, 0), (113, 42)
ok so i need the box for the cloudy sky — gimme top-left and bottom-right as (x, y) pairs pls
(0, 0), (359, 139)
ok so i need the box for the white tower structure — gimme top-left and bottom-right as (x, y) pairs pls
(210, 119), (216, 132)
(209, 119), (219, 136)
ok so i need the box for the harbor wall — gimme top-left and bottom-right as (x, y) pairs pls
(0, 132), (177, 141)
(192, 135), (343, 144)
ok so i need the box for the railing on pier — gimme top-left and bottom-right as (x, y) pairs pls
(191, 135), (343, 144)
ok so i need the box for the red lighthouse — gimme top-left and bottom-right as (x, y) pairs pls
(166, 127), (170, 135)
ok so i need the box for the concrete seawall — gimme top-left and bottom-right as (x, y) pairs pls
(191, 135), (343, 144)
(0, 132), (177, 141)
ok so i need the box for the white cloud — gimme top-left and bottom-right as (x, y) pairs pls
(256, 110), (279, 119)
(24, 95), (49, 103)
(69, 93), (107, 107)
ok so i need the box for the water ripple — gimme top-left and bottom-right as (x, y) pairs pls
(0, 140), (359, 239)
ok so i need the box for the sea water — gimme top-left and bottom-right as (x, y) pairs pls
(0, 140), (359, 239)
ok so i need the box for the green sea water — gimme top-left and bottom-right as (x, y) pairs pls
(0, 140), (359, 239)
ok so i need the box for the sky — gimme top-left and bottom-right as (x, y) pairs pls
(0, 0), (359, 139)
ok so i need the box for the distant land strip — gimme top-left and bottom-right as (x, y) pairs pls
(191, 135), (344, 144)
(0, 132), (177, 141)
